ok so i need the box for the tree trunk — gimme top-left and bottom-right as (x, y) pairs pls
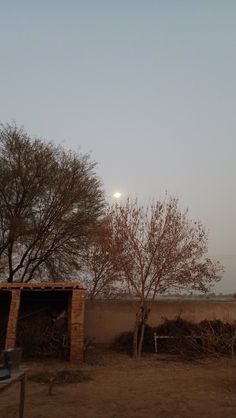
(133, 319), (139, 358)
(132, 305), (150, 358)
(138, 322), (146, 357)
(133, 305), (150, 358)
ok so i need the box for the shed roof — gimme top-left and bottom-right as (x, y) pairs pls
(0, 282), (84, 291)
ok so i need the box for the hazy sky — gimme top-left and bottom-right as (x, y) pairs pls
(0, 1), (235, 293)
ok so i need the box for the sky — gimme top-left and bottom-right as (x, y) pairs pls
(0, 1), (235, 293)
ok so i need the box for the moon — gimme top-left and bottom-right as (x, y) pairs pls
(113, 192), (122, 199)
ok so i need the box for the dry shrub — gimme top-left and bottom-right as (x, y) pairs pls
(112, 317), (236, 359)
(29, 369), (92, 384)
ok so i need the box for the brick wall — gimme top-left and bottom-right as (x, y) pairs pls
(1, 287), (86, 363)
(5, 290), (21, 349)
(69, 289), (85, 362)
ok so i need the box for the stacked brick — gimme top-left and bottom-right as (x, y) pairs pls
(5, 290), (21, 349)
(69, 289), (85, 363)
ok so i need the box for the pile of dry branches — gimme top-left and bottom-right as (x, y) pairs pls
(16, 309), (68, 359)
(112, 317), (236, 359)
(153, 317), (236, 358)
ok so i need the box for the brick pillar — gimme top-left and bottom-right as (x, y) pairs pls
(5, 290), (21, 349)
(69, 289), (85, 363)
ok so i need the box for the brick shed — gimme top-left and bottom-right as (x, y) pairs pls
(0, 282), (85, 363)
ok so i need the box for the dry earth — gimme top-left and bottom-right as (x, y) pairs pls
(1, 349), (236, 418)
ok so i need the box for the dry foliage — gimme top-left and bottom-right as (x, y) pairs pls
(80, 216), (123, 299)
(109, 198), (224, 357)
(16, 310), (68, 359)
(112, 317), (236, 359)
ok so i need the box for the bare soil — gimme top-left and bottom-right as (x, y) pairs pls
(1, 349), (236, 418)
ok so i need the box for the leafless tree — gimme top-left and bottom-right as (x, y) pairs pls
(80, 215), (123, 299)
(110, 198), (224, 357)
(0, 123), (104, 282)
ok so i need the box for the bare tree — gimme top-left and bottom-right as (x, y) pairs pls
(0, 123), (104, 282)
(80, 216), (123, 299)
(110, 198), (224, 357)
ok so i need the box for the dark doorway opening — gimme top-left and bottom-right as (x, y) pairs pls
(0, 291), (11, 351)
(16, 290), (71, 360)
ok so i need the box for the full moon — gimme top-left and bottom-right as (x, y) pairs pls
(113, 192), (122, 199)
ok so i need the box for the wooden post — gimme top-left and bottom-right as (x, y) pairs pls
(5, 290), (21, 349)
(19, 373), (26, 418)
(69, 289), (85, 363)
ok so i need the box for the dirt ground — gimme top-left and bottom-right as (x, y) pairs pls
(1, 349), (236, 418)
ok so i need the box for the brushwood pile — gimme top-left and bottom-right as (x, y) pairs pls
(112, 317), (236, 358)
